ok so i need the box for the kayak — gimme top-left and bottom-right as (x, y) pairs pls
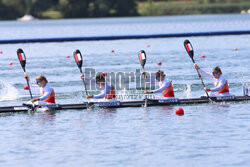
(0, 95), (249, 113)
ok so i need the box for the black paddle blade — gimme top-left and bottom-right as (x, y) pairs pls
(73, 49), (83, 69)
(138, 50), (146, 67)
(184, 39), (195, 63)
(17, 48), (26, 70)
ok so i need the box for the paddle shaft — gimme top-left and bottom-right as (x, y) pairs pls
(190, 58), (210, 97)
(138, 50), (147, 107)
(22, 67), (33, 99)
(79, 68), (88, 96)
(142, 67), (147, 107)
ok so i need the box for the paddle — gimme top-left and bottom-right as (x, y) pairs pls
(73, 49), (89, 97)
(184, 39), (210, 98)
(17, 48), (33, 99)
(138, 50), (147, 107)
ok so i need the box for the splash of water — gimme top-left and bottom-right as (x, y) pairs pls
(0, 80), (19, 101)
(184, 83), (192, 98)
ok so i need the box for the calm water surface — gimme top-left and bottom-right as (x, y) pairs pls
(0, 14), (249, 167)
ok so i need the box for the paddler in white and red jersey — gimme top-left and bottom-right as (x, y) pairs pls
(144, 70), (175, 97)
(194, 64), (231, 96)
(24, 74), (55, 103)
(81, 73), (116, 100)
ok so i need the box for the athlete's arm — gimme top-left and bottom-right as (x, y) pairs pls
(198, 69), (214, 79)
(210, 79), (227, 92)
(153, 81), (171, 93)
(27, 81), (40, 90)
(93, 84), (111, 99)
(80, 73), (95, 84)
(39, 88), (53, 101)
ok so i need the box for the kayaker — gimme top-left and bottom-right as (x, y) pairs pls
(143, 70), (175, 98)
(81, 73), (116, 100)
(24, 74), (55, 104)
(194, 64), (231, 96)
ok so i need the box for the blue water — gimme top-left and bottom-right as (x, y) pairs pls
(0, 14), (249, 167)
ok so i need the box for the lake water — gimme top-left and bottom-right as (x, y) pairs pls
(0, 14), (249, 167)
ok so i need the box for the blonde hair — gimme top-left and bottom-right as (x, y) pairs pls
(36, 75), (48, 83)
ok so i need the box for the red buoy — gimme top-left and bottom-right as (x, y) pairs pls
(146, 45), (150, 47)
(201, 54), (206, 58)
(157, 61), (162, 66)
(102, 72), (107, 77)
(111, 49), (115, 53)
(8, 62), (13, 65)
(24, 85), (29, 90)
(234, 48), (238, 51)
(66, 55), (70, 58)
(176, 108), (184, 116)
(0, 51), (3, 54)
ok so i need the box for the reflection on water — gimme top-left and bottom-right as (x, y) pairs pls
(158, 106), (175, 113)
(98, 108), (117, 120)
(27, 110), (57, 125)
(38, 112), (56, 125)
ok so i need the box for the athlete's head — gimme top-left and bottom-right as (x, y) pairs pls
(36, 75), (48, 87)
(95, 73), (105, 85)
(212, 66), (222, 79)
(154, 70), (165, 81)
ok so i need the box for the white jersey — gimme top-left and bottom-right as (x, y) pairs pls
(198, 69), (227, 92)
(198, 69), (231, 96)
(39, 83), (53, 101)
(153, 77), (171, 93)
(93, 82), (113, 99)
(82, 77), (115, 99)
(29, 82), (54, 100)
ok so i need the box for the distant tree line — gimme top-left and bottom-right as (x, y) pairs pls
(0, 0), (58, 19)
(0, 0), (249, 20)
(0, 0), (137, 20)
(138, 0), (250, 16)
(59, 0), (137, 18)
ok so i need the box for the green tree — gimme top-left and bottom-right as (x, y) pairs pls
(0, 0), (25, 19)
(110, 0), (138, 16)
(0, 1), (8, 19)
(59, 0), (89, 18)
(30, 0), (59, 17)
(0, 0), (59, 19)
(58, 0), (138, 18)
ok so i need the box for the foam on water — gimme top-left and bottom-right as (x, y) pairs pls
(0, 80), (19, 101)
